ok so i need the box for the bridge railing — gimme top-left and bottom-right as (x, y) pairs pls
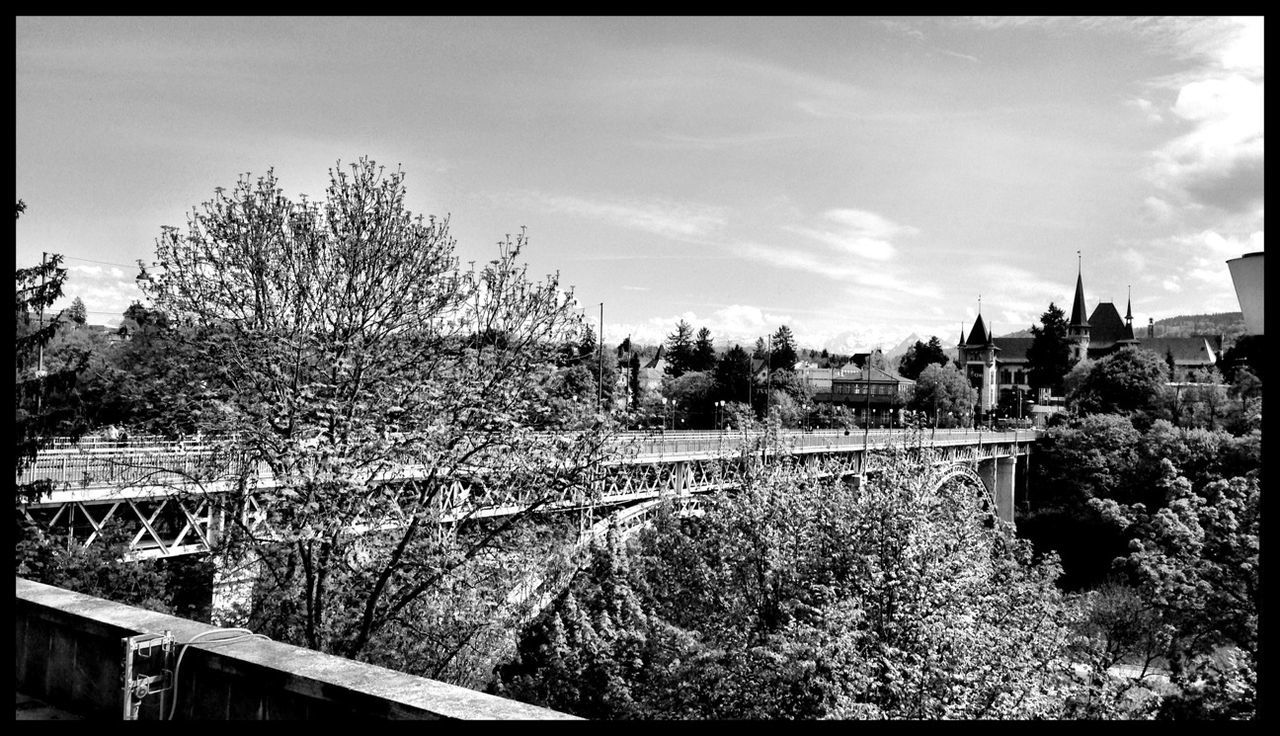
(20, 429), (1040, 492)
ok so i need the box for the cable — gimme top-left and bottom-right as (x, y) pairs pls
(62, 255), (143, 268)
(165, 627), (272, 720)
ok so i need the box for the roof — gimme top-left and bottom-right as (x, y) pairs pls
(832, 366), (914, 385)
(1138, 337), (1217, 365)
(1086, 302), (1136, 348)
(991, 337), (1033, 362)
(643, 345), (664, 369)
(1070, 269), (1089, 327)
(966, 314), (990, 346)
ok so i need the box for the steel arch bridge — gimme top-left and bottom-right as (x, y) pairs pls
(16, 429), (1036, 560)
(496, 457), (1008, 640)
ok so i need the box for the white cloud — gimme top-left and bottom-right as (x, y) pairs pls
(525, 192), (728, 242)
(1120, 248), (1147, 272)
(786, 208), (918, 262)
(1125, 97), (1164, 123)
(1142, 18), (1264, 217)
(1143, 196), (1174, 222)
(1218, 16), (1263, 74)
(1162, 278), (1183, 292)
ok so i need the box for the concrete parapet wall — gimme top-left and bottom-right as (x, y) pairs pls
(15, 577), (577, 720)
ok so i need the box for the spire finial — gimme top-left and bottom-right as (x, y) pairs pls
(977, 294), (982, 315)
(1077, 250), (1081, 274)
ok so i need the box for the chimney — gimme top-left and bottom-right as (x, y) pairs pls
(1148, 318), (1154, 338)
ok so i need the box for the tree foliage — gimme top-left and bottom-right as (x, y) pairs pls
(769, 325), (798, 372)
(1091, 463), (1259, 718)
(16, 216), (88, 503)
(135, 158), (609, 671)
(896, 336), (948, 381)
(691, 326), (716, 374)
(498, 449), (1104, 719)
(664, 320), (695, 378)
(1027, 302), (1073, 394)
(1069, 347), (1168, 423)
(906, 363), (977, 426)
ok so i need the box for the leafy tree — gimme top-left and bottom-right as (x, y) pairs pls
(1027, 303), (1073, 394)
(16, 219), (88, 503)
(1220, 335), (1263, 383)
(628, 352), (642, 410)
(15, 518), (215, 621)
(752, 336), (767, 359)
(769, 325), (798, 372)
(500, 449), (1105, 719)
(1069, 347), (1169, 423)
(65, 296), (88, 326)
(714, 344), (753, 407)
(897, 336), (948, 381)
(136, 158), (609, 672)
(662, 370), (716, 429)
(664, 320), (695, 378)
(906, 363), (977, 427)
(1092, 463), (1259, 718)
(691, 326), (716, 373)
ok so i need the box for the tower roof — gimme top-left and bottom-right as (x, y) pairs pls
(966, 314), (989, 346)
(1070, 262), (1089, 328)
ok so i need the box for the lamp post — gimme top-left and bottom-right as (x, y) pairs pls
(862, 360), (871, 451)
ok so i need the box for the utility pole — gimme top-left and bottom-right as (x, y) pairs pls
(863, 359), (872, 450)
(37, 251), (47, 378)
(597, 302), (603, 414)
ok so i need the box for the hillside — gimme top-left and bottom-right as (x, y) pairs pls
(1151, 311), (1246, 338)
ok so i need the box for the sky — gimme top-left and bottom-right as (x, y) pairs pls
(16, 16), (1264, 354)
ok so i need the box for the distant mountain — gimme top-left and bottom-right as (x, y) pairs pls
(884, 333), (921, 361)
(997, 329), (1034, 339)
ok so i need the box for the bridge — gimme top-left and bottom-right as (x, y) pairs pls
(15, 427), (1038, 718)
(17, 427), (1038, 560)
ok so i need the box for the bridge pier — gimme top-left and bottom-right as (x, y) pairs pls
(975, 455), (1016, 527)
(995, 456), (1016, 527)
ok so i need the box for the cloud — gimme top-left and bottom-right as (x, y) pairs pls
(786, 208), (918, 262)
(1143, 196), (1174, 222)
(1162, 278), (1182, 292)
(1125, 97), (1164, 124)
(524, 191), (728, 242)
(1120, 248), (1147, 272)
(1142, 20), (1264, 215)
(936, 48), (979, 64)
(622, 285), (650, 291)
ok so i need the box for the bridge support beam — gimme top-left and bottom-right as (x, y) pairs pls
(995, 456), (1016, 527)
(977, 459), (996, 506)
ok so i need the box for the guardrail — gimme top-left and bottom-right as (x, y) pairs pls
(20, 429), (1040, 492)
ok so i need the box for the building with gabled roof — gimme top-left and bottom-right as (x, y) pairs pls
(958, 259), (1219, 421)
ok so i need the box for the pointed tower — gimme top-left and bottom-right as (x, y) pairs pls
(1068, 252), (1090, 361)
(957, 322), (967, 368)
(1122, 286), (1137, 342)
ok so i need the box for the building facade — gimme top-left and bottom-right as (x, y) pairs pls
(958, 262), (1218, 421)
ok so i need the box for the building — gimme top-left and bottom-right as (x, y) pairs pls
(1227, 251), (1264, 335)
(958, 260), (1218, 420)
(798, 359), (914, 427)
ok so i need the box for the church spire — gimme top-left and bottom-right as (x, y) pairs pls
(1125, 285), (1133, 324)
(1069, 251), (1089, 328)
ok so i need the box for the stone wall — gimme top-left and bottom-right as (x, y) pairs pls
(15, 577), (577, 720)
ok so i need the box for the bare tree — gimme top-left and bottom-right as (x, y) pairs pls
(140, 158), (609, 672)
